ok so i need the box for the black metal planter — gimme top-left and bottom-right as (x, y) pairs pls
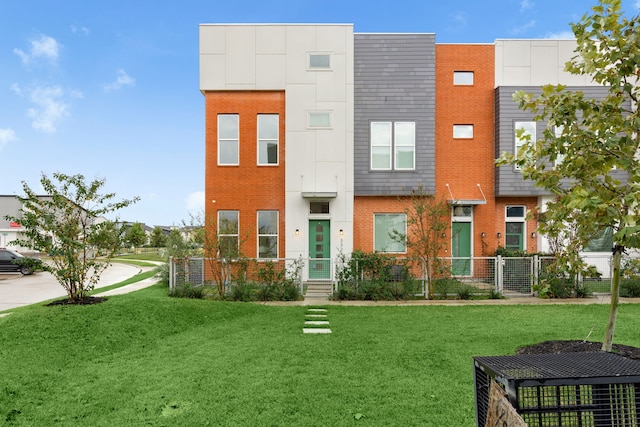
(474, 352), (640, 427)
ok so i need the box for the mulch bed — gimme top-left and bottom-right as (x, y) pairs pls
(517, 340), (640, 361)
(46, 296), (108, 306)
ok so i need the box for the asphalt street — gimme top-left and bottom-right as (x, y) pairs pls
(0, 262), (143, 312)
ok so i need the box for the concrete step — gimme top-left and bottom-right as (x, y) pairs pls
(305, 281), (333, 297)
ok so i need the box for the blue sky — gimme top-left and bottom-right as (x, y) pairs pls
(1, 0), (639, 227)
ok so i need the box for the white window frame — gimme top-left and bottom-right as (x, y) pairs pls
(218, 210), (239, 257)
(505, 206), (526, 251)
(453, 124), (474, 139)
(394, 121), (416, 170)
(370, 121), (392, 170)
(514, 121), (536, 170)
(218, 114), (239, 166)
(257, 114), (279, 166)
(370, 121), (416, 171)
(257, 210), (278, 259)
(374, 213), (407, 253)
(453, 71), (474, 85)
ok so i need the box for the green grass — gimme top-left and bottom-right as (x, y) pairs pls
(87, 268), (161, 295)
(1, 289), (639, 426)
(114, 252), (166, 262)
(111, 259), (159, 268)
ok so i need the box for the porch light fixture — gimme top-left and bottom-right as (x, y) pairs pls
(497, 232), (502, 238)
(531, 232), (536, 238)
(480, 232), (486, 238)
(441, 232), (446, 238)
(295, 229), (300, 236)
(339, 229), (344, 237)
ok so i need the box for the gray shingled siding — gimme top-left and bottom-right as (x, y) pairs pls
(354, 34), (436, 196)
(495, 85), (625, 196)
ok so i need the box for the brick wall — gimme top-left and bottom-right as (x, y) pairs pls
(353, 196), (408, 253)
(204, 91), (286, 258)
(436, 44), (499, 256)
(495, 197), (539, 253)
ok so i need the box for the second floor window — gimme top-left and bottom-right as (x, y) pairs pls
(370, 121), (415, 171)
(218, 114), (239, 165)
(514, 121), (536, 170)
(258, 114), (278, 165)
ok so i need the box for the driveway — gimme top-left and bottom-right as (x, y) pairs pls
(0, 262), (143, 312)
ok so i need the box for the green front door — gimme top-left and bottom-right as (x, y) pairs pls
(452, 222), (471, 276)
(309, 220), (330, 279)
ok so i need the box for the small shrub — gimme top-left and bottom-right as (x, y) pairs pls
(621, 278), (640, 297)
(278, 282), (300, 301)
(169, 283), (206, 299)
(574, 284), (592, 298)
(547, 277), (574, 298)
(335, 287), (356, 300)
(156, 263), (170, 286)
(488, 288), (503, 299)
(456, 286), (472, 300)
(227, 282), (256, 301)
(433, 278), (460, 299)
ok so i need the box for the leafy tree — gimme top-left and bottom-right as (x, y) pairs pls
(149, 226), (167, 248)
(392, 186), (451, 299)
(498, 0), (640, 351)
(182, 211), (205, 247)
(190, 226), (205, 247)
(166, 228), (189, 258)
(5, 173), (138, 302)
(125, 222), (147, 249)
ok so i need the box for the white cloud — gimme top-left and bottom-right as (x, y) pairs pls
(13, 35), (61, 65)
(451, 12), (467, 27)
(543, 31), (575, 40)
(185, 191), (205, 213)
(636, 0), (640, 9)
(520, 0), (534, 11)
(103, 69), (135, 92)
(71, 25), (90, 35)
(10, 83), (22, 96)
(511, 20), (537, 35)
(0, 128), (17, 150)
(26, 86), (69, 133)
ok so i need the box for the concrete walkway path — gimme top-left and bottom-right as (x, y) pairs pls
(0, 261), (162, 313)
(267, 294), (640, 306)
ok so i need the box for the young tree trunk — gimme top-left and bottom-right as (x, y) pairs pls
(602, 246), (622, 352)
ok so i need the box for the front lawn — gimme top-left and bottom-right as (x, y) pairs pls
(1, 287), (638, 426)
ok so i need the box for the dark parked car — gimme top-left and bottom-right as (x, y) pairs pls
(0, 248), (41, 275)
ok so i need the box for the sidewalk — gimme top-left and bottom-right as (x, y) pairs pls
(94, 275), (160, 297)
(267, 293), (640, 306)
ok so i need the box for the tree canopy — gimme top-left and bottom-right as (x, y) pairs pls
(6, 172), (139, 302)
(497, 0), (640, 351)
(125, 222), (147, 248)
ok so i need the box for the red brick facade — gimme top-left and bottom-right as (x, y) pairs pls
(436, 44), (499, 257)
(204, 91), (286, 258)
